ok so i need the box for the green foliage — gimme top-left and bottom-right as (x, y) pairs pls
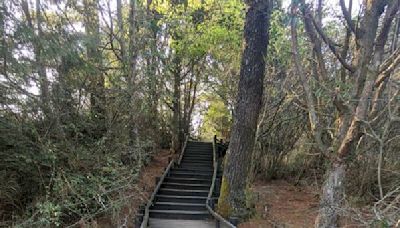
(199, 95), (232, 140)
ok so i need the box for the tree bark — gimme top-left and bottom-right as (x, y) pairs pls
(301, 0), (327, 81)
(171, 56), (182, 153)
(0, 1), (6, 78)
(340, 0), (352, 83)
(315, 163), (345, 228)
(128, 0), (138, 87)
(116, 0), (127, 66)
(218, 0), (270, 219)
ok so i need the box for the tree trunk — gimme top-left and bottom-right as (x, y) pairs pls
(171, 56), (182, 153)
(117, 0), (127, 67)
(218, 0), (270, 219)
(83, 0), (106, 137)
(128, 0), (139, 143)
(316, 1), (389, 227)
(292, 1), (326, 153)
(0, 1), (6, 78)
(128, 0), (138, 87)
(315, 163), (345, 228)
(340, 0), (352, 83)
(145, 0), (160, 139)
(35, 0), (50, 119)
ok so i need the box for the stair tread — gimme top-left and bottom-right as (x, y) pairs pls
(149, 209), (209, 214)
(180, 161), (212, 163)
(170, 171), (211, 175)
(160, 188), (209, 193)
(163, 182), (210, 187)
(165, 177), (211, 181)
(154, 202), (205, 206)
(156, 194), (209, 199)
(170, 171), (215, 174)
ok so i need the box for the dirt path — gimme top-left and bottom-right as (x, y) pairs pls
(239, 180), (319, 228)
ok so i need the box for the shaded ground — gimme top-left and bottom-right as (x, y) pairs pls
(94, 149), (172, 228)
(239, 180), (319, 228)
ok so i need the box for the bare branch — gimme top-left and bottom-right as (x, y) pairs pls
(375, 0), (400, 54)
(375, 47), (400, 86)
(306, 9), (356, 73)
(339, 0), (357, 35)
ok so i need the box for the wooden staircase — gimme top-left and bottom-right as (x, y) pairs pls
(137, 139), (235, 228)
(148, 141), (218, 222)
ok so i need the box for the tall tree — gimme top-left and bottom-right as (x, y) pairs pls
(171, 54), (182, 152)
(21, 0), (51, 119)
(296, 0), (400, 227)
(218, 0), (271, 218)
(83, 0), (106, 136)
(0, 0), (6, 78)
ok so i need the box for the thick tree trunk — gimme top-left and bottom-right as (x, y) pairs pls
(218, 0), (270, 219)
(315, 163), (345, 228)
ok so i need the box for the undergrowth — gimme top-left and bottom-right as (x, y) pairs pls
(0, 113), (155, 227)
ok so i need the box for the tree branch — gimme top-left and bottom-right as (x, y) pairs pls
(375, 47), (400, 86)
(375, 0), (400, 53)
(339, 0), (357, 35)
(306, 8), (356, 73)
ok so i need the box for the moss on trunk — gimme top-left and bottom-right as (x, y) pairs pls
(217, 177), (232, 217)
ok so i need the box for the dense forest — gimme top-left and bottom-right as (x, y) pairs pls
(0, 0), (399, 227)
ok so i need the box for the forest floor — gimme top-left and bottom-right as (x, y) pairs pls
(94, 154), (365, 228)
(94, 149), (172, 228)
(239, 179), (319, 228)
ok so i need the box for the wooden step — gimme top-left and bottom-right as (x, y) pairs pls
(181, 159), (212, 164)
(183, 156), (212, 161)
(151, 202), (206, 211)
(180, 161), (212, 165)
(171, 167), (214, 173)
(155, 195), (209, 204)
(149, 210), (211, 220)
(186, 147), (212, 151)
(161, 182), (211, 190)
(164, 177), (211, 185)
(185, 149), (212, 153)
(183, 154), (213, 158)
(179, 163), (213, 169)
(168, 171), (212, 179)
(158, 188), (209, 197)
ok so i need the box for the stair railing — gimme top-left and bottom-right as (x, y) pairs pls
(177, 134), (189, 165)
(140, 135), (189, 228)
(206, 135), (236, 228)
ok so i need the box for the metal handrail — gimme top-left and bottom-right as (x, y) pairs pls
(140, 136), (189, 228)
(177, 134), (189, 165)
(206, 136), (236, 228)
